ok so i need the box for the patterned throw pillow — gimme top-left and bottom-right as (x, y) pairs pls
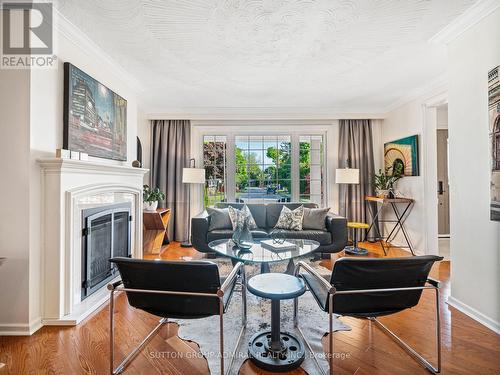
(274, 205), (304, 231)
(228, 205), (258, 230)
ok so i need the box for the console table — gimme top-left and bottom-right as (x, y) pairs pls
(364, 196), (415, 255)
(143, 208), (171, 255)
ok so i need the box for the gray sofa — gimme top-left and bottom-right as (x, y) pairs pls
(191, 202), (348, 257)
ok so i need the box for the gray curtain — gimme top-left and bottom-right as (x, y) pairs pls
(338, 119), (376, 240)
(150, 120), (191, 242)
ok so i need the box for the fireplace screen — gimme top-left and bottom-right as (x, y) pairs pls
(82, 203), (131, 299)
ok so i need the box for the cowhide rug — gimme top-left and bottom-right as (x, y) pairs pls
(170, 257), (351, 374)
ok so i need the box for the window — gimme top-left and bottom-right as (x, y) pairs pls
(202, 133), (325, 207)
(203, 136), (227, 207)
(299, 135), (324, 205)
(235, 136), (292, 203)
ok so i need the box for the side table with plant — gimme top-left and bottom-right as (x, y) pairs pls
(143, 185), (165, 211)
(374, 163), (403, 198)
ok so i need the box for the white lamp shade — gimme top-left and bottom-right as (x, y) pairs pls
(335, 168), (360, 184)
(182, 168), (205, 184)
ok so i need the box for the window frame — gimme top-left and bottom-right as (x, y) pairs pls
(199, 129), (327, 206)
(202, 135), (228, 206)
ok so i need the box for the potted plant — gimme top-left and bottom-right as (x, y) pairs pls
(374, 163), (403, 198)
(143, 185), (165, 211)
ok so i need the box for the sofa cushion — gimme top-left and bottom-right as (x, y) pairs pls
(274, 205), (304, 230)
(207, 228), (269, 242)
(277, 229), (332, 245)
(207, 229), (234, 242)
(216, 203), (267, 228)
(206, 207), (232, 231)
(303, 207), (330, 230)
(266, 203), (318, 228)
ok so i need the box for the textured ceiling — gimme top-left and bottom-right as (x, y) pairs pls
(56, 0), (477, 113)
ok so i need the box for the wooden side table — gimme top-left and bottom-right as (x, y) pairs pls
(364, 196), (415, 255)
(143, 208), (171, 255)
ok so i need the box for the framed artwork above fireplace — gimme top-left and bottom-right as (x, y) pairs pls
(63, 62), (127, 161)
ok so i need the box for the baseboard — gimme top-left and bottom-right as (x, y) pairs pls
(0, 317), (42, 336)
(447, 296), (500, 334)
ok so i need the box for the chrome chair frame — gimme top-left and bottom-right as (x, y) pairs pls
(294, 261), (441, 375)
(108, 262), (246, 375)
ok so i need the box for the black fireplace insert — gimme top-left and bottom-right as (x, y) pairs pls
(81, 202), (132, 299)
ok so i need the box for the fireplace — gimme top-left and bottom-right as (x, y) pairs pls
(81, 202), (132, 299)
(37, 158), (147, 327)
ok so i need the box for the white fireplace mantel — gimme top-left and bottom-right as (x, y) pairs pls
(37, 158), (149, 176)
(37, 158), (148, 326)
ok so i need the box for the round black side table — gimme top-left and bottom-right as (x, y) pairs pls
(247, 273), (306, 372)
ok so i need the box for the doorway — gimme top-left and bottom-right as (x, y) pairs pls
(436, 104), (450, 259)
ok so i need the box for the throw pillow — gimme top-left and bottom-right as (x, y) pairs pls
(274, 205), (304, 231)
(207, 207), (232, 231)
(228, 205), (258, 230)
(302, 207), (330, 230)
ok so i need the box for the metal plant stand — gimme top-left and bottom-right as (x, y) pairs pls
(364, 196), (415, 255)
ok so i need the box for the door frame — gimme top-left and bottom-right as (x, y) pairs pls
(436, 128), (450, 237)
(422, 92), (448, 256)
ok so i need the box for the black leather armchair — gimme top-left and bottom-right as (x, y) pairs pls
(108, 257), (246, 375)
(295, 256), (443, 374)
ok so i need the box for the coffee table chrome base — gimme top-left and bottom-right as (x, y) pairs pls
(344, 246), (368, 255)
(248, 331), (305, 372)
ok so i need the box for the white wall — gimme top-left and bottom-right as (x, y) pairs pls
(447, 8), (499, 333)
(0, 12), (143, 334)
(380, 93), (444, 255)
(0, 69), (32, 333)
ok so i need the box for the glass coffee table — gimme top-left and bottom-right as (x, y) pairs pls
(208, 238), (320, 273)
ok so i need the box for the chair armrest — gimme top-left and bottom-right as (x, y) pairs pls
(294, 261), (335, 294)
(107, 280), (123, 291)
(426, 277), (441, 288)
(220, 262), (244, 295)
(325, 213), (348, 250)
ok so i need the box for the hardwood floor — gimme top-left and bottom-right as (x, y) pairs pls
(1, 242), (499, 374)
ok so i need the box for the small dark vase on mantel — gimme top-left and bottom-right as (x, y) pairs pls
(232, 215), (253, 250)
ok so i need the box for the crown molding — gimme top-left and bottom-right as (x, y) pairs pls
(52, 6), (144, 94)
(144, 74), (449, 119)
(429, 0), (500, 45)
(146, 107), (386, 120)
(382, 74), (448, 114)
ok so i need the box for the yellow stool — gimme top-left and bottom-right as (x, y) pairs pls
(346, 222), (369, 255)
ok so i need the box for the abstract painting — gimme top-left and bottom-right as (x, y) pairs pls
(384, 135), (419, 176)
(63, 63), (127, 161)
(489, 65), (500, 221)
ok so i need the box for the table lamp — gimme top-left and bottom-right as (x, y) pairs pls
(181, 159), (205, 248)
